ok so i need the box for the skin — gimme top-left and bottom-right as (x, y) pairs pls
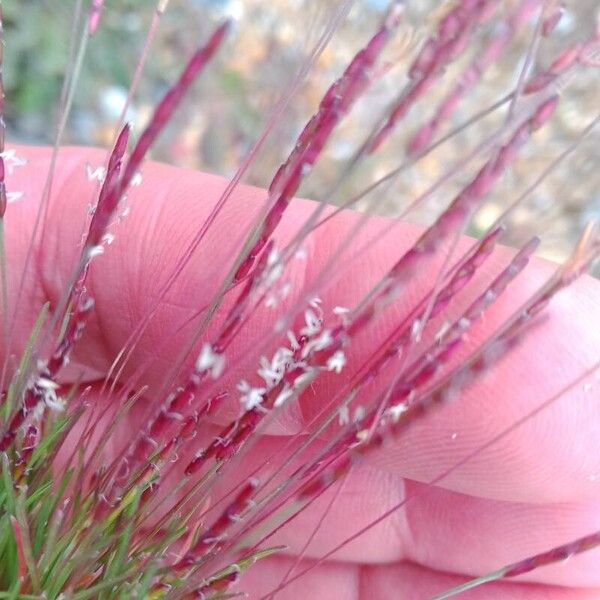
(2, 145), (600, 598)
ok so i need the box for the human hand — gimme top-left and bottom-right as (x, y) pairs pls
(4, 144), (600, 599)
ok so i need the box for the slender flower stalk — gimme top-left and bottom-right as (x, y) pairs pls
(431, 530), (600, 599)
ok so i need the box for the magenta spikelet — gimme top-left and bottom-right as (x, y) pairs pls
(369, 0), (499, 153)
(87, 0), (105, 36)
(233, 2), (403, 282)
(503, 530), (600, 578)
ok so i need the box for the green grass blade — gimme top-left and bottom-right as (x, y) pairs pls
(4, 303), (50, 421)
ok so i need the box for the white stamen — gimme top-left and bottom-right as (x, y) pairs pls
(280, 281), (292, 298)
(484, 289), (496, 303)
(338, 405), (350, 426)
(263, 246), (284, 287)
(195, 344), (226, 379)
(301, 308), (322, 337)
(7, 191), (24, 204)
(139, 434), (158, 451)
(79, 297), (95, 312)
(258, 347), (293, 388)
(1, 149), (28, 174)
(44, 389), (65, 412)
(458, 317), (471, 330)
(435, 320), (451, 342)
(273, 347), (293, 367)
(287, 330), (300, 350)
(327, 350), (346, 374)
(333, 306), (350, 315)
(86, 245), (105, 259)
(258, 361), (280, 388)
(294, 247), (308, 260)
(265, 281), (293, 309)
(85, 164), (106, 182)
(302, 329), (333, 358)
(356, 429), (369, 442)
(265, 292), (278, 308)
(267, 246), (280, 266)
(353, 405), (366, 422)
(202, 536), (224, 545)
(411, 318), (422, 342)
(162, 409), (184, 421)
(388, 402), (409, 422)
(31, 402), (46, 421)
(37, 377), (60, 390)
(238, 382), (266, 412)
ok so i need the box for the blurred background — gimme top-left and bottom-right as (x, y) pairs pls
(3, 0), (599, 268)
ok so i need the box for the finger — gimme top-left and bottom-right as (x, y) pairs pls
(6, 144), (600, 504)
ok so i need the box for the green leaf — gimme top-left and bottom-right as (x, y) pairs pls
(1, 454), (17, 516)
(99, 488), (141, 599)
(4, 303), (49, 421)
(14, 493), (41, 593)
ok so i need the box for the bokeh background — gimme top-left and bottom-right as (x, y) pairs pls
(3, 0), (599, 268)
